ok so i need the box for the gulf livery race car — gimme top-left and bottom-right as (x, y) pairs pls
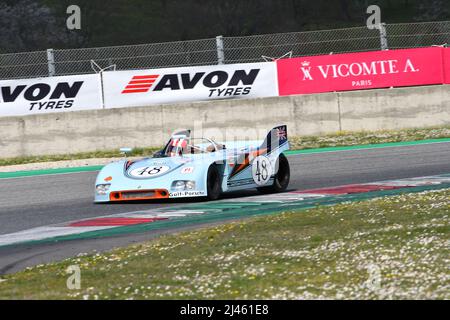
(94, 125), (290, 202)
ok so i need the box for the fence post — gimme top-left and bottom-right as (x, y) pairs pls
(47, 49), (56, 76)
(379, 23), (388, 50)
(216, 35), (225, 64)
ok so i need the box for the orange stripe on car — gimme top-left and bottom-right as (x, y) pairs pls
(229, 148), (267, 178)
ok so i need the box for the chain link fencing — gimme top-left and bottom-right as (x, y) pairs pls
(1, 20), (450, 80)
(385, 20), (450, 49)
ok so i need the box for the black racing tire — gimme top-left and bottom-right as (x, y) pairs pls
(257, 153), (290, 194)
(206, 164), (222, 200)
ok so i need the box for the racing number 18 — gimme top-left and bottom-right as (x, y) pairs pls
(138, 166), (163, 176)
(129, 165), (170, 178)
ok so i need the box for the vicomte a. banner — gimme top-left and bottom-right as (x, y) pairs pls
(277, 47), (445, 95)
(102, 62), (278, 108)
(442, 47), (450, 84)
(0, 74), (102, 117)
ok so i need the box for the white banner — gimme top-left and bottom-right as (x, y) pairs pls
(0, 74), (102, 117)
(103, 62), (278, 108)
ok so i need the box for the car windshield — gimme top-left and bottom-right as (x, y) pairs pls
(162, 137), (218, 157)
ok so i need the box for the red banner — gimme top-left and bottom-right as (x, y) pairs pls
(277, 47), (445, 95)
(443, 48), (450, 84)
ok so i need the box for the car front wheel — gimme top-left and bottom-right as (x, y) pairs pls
(206, 164), (222, 200)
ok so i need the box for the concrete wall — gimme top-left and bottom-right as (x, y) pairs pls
(1, 85), (449, 158)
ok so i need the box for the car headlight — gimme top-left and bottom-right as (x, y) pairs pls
(172, 181), (186, 191)
(96, 183), (111, 195)
(171, 180), (196, 191)
(185, 180), (196, 190)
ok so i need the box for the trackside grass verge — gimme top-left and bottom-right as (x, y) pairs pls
(0, 147), (160, 167)
(289, 126), (450, 150)
(0, 189), (448, 299)
(1, 126), (449, 167)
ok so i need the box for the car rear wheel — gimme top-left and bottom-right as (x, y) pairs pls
(207, 165), (222, 200)
(257, 153), (290, 194)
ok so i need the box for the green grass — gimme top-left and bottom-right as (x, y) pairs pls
(0, 189), (448, 300)
(1, 126), (449, 167)
(0, 147), (161, 167)
(289, 126), (450, 150)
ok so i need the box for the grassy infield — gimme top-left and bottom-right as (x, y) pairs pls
(0, 127), (449, 299)
(0, 190), (448, 299)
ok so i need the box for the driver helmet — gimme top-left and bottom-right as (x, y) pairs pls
(169, 138), (188, 156)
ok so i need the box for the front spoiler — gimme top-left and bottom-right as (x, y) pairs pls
(94, 189), (206, 202)
(109, 189), (169, 201)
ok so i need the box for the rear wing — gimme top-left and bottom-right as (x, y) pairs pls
(259, 125), (289, 153)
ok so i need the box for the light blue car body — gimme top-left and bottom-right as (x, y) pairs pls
(94, 125), (289, 202)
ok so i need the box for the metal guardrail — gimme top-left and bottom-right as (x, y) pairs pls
(1, 20), (450, 80)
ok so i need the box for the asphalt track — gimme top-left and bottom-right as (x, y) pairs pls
(0, 141), (449, 273)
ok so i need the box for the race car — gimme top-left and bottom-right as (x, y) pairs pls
(94, 125), (290, 202)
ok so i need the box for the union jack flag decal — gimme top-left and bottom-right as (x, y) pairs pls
(275, 126), (287, 141)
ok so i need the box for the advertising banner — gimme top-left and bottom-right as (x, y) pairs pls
(3, 46), (450, 118)
(442, 47), (450, 84)
(0, 74), (102, 117)
(102, 62), (278, 108)
(277, 47), (445, 95)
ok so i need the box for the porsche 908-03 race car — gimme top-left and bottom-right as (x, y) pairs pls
(94, 125), (290, 202)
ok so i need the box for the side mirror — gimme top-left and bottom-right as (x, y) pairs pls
(120, 147), (133, 156)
